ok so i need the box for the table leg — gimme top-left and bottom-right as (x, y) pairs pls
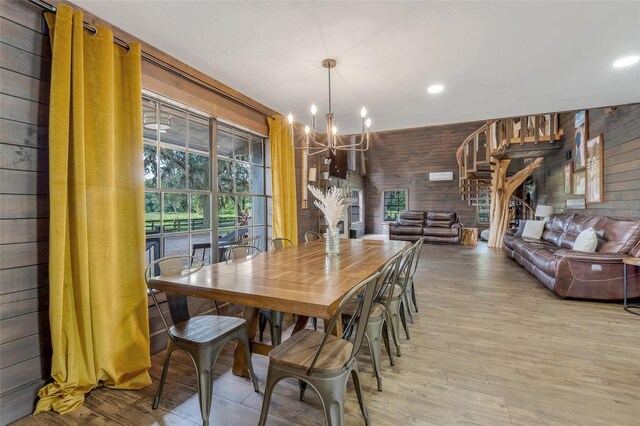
(292, 315), (310, 334)
(324, 316), (343, 337)
(233, 306), (260, 377)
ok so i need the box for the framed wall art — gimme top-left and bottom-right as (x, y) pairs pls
(586, 134), (604, 204)
(573, 170), (586, 195)
(574, 110), (588, 170)
(564, 162), (573, 194)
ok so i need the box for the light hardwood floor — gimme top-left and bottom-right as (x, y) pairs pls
(13, 243), (640, 425)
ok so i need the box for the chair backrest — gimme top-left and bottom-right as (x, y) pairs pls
(191, 242), (211, 264)
(395, 244), (417, 295)
(270, 237), (293, 250)
(304, 231), (322, 242)
(372, 252), (403, 311)
(408, 237), (425, 279)
(145, 256), (204, 337)
(224, 244), (262, 261)
(307, 271), (381, 375)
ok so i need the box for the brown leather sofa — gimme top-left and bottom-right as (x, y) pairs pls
(503, 213), (640, 300)
(389, 211), (462, 244)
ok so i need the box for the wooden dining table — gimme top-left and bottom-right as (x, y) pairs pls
(149, 238), (409, 377)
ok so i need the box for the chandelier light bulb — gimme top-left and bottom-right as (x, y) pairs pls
(304, 125), (310, 134)
(366, 118), (372, 128)
(361, 106), (367, 118)
(427, 84), (444, 94)
(287, 113), (294, 124)
(613, 55), (639, 68)
(332, 126), (337, 135)
(311, 104), (317, 115)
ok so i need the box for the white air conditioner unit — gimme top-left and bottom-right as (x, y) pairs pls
(429, 172), (454, 181)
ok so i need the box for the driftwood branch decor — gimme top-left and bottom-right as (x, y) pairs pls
(487, 157), (544, 248)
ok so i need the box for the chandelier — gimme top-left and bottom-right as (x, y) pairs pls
(287, 59), (371, 156)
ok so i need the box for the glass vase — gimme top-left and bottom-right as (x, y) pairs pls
(325, 225), (340, 255)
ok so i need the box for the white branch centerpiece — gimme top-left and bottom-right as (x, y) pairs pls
(308, 185), (345, 255)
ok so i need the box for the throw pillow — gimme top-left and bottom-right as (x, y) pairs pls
(514, 220), (527, 237)
(521, 220), (545, 239)
(573, 228), (598, 252)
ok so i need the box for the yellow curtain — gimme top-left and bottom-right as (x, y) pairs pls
(268, 116), (299, 244)
(35, 5), (151, 415)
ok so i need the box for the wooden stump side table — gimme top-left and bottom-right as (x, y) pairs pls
(623, 257), (640, 315)
(461, 227), (478, 246)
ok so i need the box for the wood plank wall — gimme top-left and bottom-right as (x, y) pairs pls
(0, 1), (277, 423)
(0, 1), (52, 423)
(363, 121), (484, 234)
(532, 104), (640, 217)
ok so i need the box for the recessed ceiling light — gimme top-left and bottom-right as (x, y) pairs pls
(427, 84), (444, 94)
(613, 55), (639, 68)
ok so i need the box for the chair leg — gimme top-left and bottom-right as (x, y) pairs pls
(399, 301), (410, 340)
(386, 304), (402, 357)
(312, 317), (318, 330)
(409, 279), (419, 312)
(258, 366), (286, 426)
(152, 341), (175, 410)
(365, 320), (384, 391)
(194, 349), (217, 426)
(214, 300), (221, 314)
(238, 328), (260, 392)
(351, 363), (371, 426)
(259, 313), (267, 342)
(270, 311), (284, 346)
(314, 373), (348, 426)
(381, 323), (394, 366)
(403, 290), (414, 324)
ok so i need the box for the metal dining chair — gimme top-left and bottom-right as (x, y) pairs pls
(223, 244), (262, 261)
(258, 271), (381, 426)
(270, 237), (293, 251)
(304, 231), (322, 242)
(260, 237), (293, 344)
(387, 243), (418, 355)
(191, 242), (221, 314)
(342, 253), (402, 391)
(402, 237), (425, 320)
(145, 256), (259, 426)
(222, 244), (284, 345)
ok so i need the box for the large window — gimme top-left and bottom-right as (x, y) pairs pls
(216, 124), (267, 253)
(143, 96), (268, 263)
(382, 189), (407, 222)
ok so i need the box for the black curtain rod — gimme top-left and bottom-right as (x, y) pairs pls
(25, 0), (275, 119)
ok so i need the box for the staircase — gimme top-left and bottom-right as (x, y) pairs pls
(457, 114), (563, 222)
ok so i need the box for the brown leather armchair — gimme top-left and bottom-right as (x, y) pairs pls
(503, 213), (640, 300)
(389, 210), (462, 244)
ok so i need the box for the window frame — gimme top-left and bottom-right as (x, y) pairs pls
(143, 94), (270, 264)
(381, 188), (408, 223)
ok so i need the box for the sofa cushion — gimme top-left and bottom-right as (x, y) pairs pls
(426, 212), (457, 228)
(398, 210), (426, 221)
(573, 228), (598, 252)
(397, 218), (423, 227)
(515, 220), (527, 237)
(427, 212), (457, 221)
(592, 216), (640, 254)
(423, 227), (457, 237)
(567, 215), (601, 237)
(522, 220), (545, 239)
(390, 226), (423, 236)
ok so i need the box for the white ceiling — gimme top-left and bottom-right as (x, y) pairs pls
(75, 1), (640, 133)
